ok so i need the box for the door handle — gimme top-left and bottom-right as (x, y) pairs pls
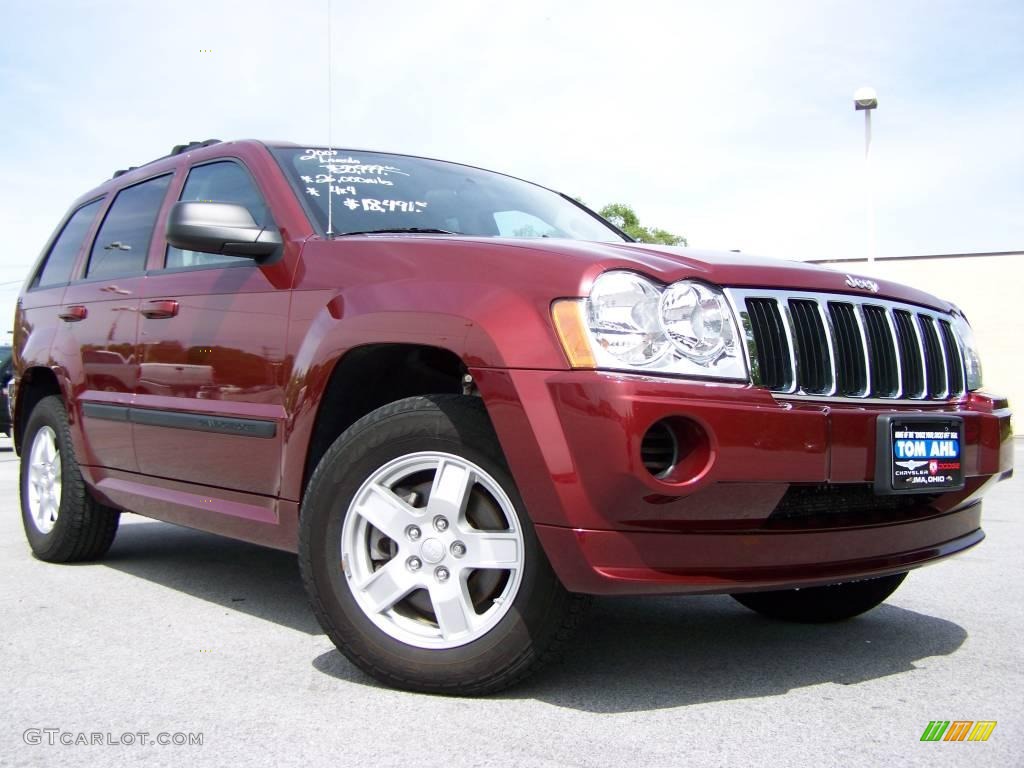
(58, 305), (88, 322)
(141, 299), (179, 319)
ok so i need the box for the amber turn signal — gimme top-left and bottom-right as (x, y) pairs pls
(551, 299), (596, 368)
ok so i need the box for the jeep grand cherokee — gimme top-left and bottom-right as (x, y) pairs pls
(11, 139), (1013, 694)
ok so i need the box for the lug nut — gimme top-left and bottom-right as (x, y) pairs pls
(406, 556), (422, 572)
(450, 541), (466, 558)
(406, 525), (422, 541)
(435, 566), (450, 582)
(433, 516), (449, 532)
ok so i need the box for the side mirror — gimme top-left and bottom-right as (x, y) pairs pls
(166, 201), (282, 259)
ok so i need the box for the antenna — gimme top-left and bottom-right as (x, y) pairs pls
(326, 0), (334, 236)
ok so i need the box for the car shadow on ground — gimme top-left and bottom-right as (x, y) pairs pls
(313, 597), (968, 712)
(102, 518), (321, 635)
(501, 597), (966, 712)
(103, 519), (967, 712)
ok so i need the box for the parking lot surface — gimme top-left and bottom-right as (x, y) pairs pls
(1, 437), (1020, 767)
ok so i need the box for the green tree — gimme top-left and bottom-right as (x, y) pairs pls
(597, 203), (687, 246)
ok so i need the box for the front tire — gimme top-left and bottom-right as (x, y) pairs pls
(20, 396), (120, 562)
(299, 395), (588, 695)
(731, 573), (908, 623)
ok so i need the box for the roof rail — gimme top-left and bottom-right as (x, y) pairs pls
(169, 139), (222, 156)
(110, 139), (223, 180)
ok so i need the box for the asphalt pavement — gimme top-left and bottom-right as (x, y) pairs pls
(1, 436), (1020, 767)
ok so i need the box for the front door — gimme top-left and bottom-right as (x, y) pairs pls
(132, 159), (291, 496)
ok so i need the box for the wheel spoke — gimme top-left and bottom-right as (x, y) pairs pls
(429, 580), (475, 640)
(356, 484), (418, 540)
(460, 530), (520, 570)
(356, 559), (417, 615)
(426, 458), (473, 520)
(26, 427), (62, 535)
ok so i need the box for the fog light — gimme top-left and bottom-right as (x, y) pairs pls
(640, 417), (712, 485)
(641, 421), (678, 479)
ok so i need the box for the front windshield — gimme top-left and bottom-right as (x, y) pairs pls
(273, 148), (625, 242)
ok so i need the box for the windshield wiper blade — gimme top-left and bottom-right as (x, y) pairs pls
(335, 227), (461, 237)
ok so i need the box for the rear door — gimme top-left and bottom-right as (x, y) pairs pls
(61, 174), (174, 471)
(132, 159), (291, 495)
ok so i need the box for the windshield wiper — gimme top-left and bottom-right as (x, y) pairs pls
(334, 227), (461, 237)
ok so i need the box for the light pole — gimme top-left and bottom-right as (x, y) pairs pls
(854, 86), (878, 263)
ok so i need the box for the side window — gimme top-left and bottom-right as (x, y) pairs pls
(86, 174), (172, 279)
(166, 161), (270, 269)
(34, 199), (103, 288)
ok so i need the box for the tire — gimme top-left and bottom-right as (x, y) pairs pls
(20, 395), (120, 562)
(299, 394), (589, 695)
(731, 572), (908, 623)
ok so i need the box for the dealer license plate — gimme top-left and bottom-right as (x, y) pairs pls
(875, 416), (965, 494)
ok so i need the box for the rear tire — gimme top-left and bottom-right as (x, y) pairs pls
(299, 394), (589, 695)
(731, 573), (907, 623)
(20, 396), (120, 562)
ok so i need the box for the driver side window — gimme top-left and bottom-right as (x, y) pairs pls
(165, 161), (270, 269)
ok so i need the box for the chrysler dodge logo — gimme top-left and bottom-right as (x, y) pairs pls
(845, 274), (879, 293)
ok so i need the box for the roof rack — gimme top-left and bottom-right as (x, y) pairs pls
(169, 138), (222, 156)
(111, 139), (223, 180)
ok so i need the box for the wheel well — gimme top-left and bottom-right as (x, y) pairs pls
(14, 367), (63, 454)
(302, 344), (468, 493)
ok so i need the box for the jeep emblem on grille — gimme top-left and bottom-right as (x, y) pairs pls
(845, 274), (879, 293)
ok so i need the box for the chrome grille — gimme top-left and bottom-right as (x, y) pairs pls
(727, 289), (967, 401)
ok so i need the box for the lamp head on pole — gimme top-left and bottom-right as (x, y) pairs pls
(854, 86), (878, 111)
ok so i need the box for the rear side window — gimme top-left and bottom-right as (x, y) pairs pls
(166, 161), (270, 269)
(86, 174), (172, 279)
(34, 199), (103, 288)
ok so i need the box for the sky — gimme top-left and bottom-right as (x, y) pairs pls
(1, 0), (1022, 334)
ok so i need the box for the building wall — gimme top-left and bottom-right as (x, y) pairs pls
(810, 253), (1021, 415)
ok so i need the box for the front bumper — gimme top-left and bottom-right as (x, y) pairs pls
(473, 368), (1013, 595)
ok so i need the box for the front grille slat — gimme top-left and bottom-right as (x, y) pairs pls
(828, 302), (868, 396)
(746, 298), (792, 391)
(918, 315), (948, 398)
(939, 320), (965, 397)
(862, 305), (899, 397)
(738, 291), (967, 403)
(893, 309), (925, 398)
(788, 299), (831, 394)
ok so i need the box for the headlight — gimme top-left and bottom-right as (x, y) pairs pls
(660, 281), (735, 363)
(552, 271), (747, 381)
(951, 313), (983, 390)
(586, 271), (670, 365)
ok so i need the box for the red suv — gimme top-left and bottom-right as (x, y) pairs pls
(12, 139), (1013, 694)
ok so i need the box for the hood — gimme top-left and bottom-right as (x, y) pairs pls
(467, 238), (954, 312)
(315, 233), (954, 314)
